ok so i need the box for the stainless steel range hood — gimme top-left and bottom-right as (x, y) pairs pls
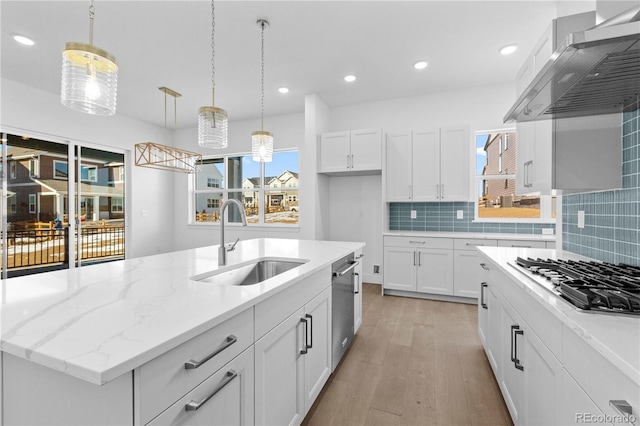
(504, 5), (640, 123)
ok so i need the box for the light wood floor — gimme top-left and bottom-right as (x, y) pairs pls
(302, 284), (513, 426)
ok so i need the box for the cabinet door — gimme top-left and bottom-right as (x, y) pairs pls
(522, 322), (562, 426)
(530, 119), (552, 193)
(557, 369), (603, 425)
(515, 57), (535, 98)
(415, 248), (454, 295)
(485, 283), (500, 376)
(516, 121), (535, 195)
(303, 287), (332, 414)
(319, 131), (350, 173)
(412, 129), (439, 201)
(439, 126), (470, 201)
(255, 308), (305, 426)
(498, 301), (525, 425)
(453, 250), (481, 298)
(148, 348), (254, 426)
(383, 246), (416, 291)
(532, 23), (554, 75)
(354, 250), (364, 333)
(385, 132), (413, 201)
(350, 128), (381, 171)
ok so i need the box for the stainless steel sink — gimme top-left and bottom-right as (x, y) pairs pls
(192, 258), (308, 286)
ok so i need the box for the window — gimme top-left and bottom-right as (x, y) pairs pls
(118, 166), (124, 181)
(29, 158), (39, 178)
(28, 194), (36, 213)
(111, 197), (124, 213)
(54, 160), (68, 179)
(192, 150), (299, 225)
(80, 165), (97, 182)
(475, 130), (554, 222)
(8, 195), (16, 214)
(9, 162), (16, 179)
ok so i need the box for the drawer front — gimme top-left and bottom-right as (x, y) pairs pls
(497, 239), (547, 249)
(148, 346), (254, 426)
(384, 236), (453, 250)
(453, 238), (498, 250)
(138, 308), (254, 425)
(563, 328), (640, 425)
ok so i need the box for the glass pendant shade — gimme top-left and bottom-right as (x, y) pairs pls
(61, 42), (118, 116)
(251, 130), (274, 162)
(198, 106), (229, 149)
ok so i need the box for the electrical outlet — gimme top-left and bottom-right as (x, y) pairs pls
(456, 210), (463, 219)
(373, 265), (380, 274)
(410, 210), (417, 219)
(578, 211), (585, 229)
(542, 228), (554, 235)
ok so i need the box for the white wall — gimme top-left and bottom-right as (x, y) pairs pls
(324, 82), (517, 284)
(0, 78), (174, 258)
(171, 111), (306, 250)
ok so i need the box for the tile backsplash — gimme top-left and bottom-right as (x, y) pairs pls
(389, 201), (556, 235)
(563, 106), (640, 266)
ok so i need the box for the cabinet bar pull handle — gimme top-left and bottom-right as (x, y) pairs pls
(355, 253), (364, 260)
(467, 243), (484, 246)
(480, 263), (490, 271)
(346, 154), (350, 169)
(409, 240), (426, 244)
(334, 261), (358, 277)
(354, 272), (360, 294)
(480, 283), (488, 309)
(306, 314), (313, 350)
(511, 245), (531, 248)
(609, 400), (633, 418)
(300, 317), (309, 354)
(184, 370), (238, 411)
(351, 154), (354, 169)
(413, 252), (416, 266)
(185, 335), (237, 370)
(418, 251), (421, 267)
(441, 184), (444, 199)
(510, 325), (524, 371)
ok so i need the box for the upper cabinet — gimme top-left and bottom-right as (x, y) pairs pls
(514, 11), (622, 195)
(386, 126), (470, 202)
(318, 128), (382, 175)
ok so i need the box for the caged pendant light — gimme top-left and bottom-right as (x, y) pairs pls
(61, 0), (118, 116)
(251, 19), (273, 163)
(198, 0), (228, 148)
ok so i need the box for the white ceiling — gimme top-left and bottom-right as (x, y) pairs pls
(1, 1), (566, 129)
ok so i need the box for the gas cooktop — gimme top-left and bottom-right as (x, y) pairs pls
(510, 257), (640, 316)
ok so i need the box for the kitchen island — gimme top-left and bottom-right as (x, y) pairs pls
(477, 246), (639, 425)
(0, 238), (364, 425)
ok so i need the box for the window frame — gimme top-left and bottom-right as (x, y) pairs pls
(191, 149), (299, 227)
(28, 194), (36, 213)
(53, 160), (68, 180)
(9, 161), (16, 179)
(474, 129), (555, 224)
(29, 157), (39, 178)
(111, 197), (124, 213)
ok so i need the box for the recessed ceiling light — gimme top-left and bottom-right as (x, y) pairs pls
(344, 75), (356, 83)
(11, 33), (35, 46)
(413, 61), (428, 70)
(278, 87), (290, 94)
(499, 44), (518, 55)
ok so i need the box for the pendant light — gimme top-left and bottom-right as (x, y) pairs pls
(252, 19), (273, 163)
(61, 0), (118, 116)
(198, 0), (228, 148)
(135, 87), (202, 174)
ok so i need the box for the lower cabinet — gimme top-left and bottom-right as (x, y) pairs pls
(148, 347), (254, 426)
(254, 287), (332, 426)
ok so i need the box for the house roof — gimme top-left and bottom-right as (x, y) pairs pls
(6, 146), (46, 159)
(36, 179), (123, 197)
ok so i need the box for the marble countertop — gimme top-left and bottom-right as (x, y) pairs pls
(384, 231), (556, 241)
(0, 238), (364, 386)
(477, 246), (640, 387)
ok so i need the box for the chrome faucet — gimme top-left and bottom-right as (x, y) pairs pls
(218, 198), (248, 266)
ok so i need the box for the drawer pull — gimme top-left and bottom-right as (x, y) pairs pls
(480, 263), (490, 271)
(184, 335), (237, 370)
(609, 400), (633, 417)
(466, 243), (484, 246)
(184, 370), (238, 411)
(510, 325), (524, 371)
(480, 283), (488, 309)
(355, 253), (365, 260)
(409, 240), (426, 244)
(511, 245), (531, 248)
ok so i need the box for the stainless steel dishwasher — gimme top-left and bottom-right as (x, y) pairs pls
(331, 253), (358, 371)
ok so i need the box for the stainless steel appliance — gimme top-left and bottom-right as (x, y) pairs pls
(510, 257), (640, 315)
(331, 254), (358, 371)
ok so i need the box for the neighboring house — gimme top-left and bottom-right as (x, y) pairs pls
(195, 163), (225, 214)
(265, 171), (299, 208)
(6, 146), (124, 223)
(482, 131), (517, 202)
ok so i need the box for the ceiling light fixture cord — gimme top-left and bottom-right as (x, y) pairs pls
(260, 20), (265, 131)
(88, 0), (94, 46)
(211, 0), (216, 106)
(163, 90), (167, 146)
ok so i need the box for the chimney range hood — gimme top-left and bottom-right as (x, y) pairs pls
(504, 5), (640, 123)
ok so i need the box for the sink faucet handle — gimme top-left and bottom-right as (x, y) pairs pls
(228, 237), (240, 252)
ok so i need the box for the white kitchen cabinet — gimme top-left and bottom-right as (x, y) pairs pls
(147, 347), (254, 426)
(255, 287), (332, 426)
(453, 239), (498, 298)
(318, 128), (381, 174)
(385, 126), (470, 202)
(354, 249), (364, 333)
(383, 237), (454, 296)
(557, 369), (603, 426)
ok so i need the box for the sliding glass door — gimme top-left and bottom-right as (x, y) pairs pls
(0, 132), (125, 278)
